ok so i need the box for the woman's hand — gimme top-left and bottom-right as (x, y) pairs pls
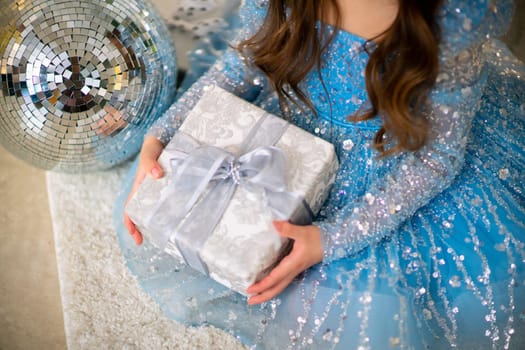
(124, 135), (165, 245)
(247, 221), (323, 305)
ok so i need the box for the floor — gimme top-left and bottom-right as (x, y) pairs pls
(0, 148), (67, 350)
(0, 4), (524, 350)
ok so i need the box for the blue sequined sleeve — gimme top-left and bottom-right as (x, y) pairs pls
(146, 0), (267, 145)
(316, 0), (514, 263)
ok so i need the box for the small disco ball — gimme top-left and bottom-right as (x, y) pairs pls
(0, 0), (177, 172)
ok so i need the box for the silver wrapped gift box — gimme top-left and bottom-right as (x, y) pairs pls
(126, 85), (339, 295)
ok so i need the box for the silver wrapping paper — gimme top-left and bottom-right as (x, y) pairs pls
(126, 85), (339, 295)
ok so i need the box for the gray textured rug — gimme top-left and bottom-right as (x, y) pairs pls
(46, 162), (246, 349)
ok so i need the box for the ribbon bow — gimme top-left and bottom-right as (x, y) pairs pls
(145, 114), (313, 275)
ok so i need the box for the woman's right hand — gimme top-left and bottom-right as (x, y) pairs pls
(124, 135), (165, 245)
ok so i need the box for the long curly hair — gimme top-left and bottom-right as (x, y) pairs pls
(238, 0), (443, 156)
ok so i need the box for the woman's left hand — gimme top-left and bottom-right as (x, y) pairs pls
(247, 221), (324, 305)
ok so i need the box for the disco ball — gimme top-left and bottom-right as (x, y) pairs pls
(0, 0), (177, 172)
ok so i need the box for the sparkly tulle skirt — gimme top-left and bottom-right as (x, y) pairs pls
(113, 43), (525, 349)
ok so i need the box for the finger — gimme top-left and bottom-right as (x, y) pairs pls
(247, 273), (280, 295)
(247, 254), (297, 294)
(124, 214), (143, 245)
(123, 213), (134, 233)
(247, 276), (294, 305)
(150, 163), (163, 179)
(273, 221), (302, 240)
(139, 157), (163, 179)
(139, 137), (165, 179)
(134, 233), (143, 245)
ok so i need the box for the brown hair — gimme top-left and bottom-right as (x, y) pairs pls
(239, 0), (443, 156)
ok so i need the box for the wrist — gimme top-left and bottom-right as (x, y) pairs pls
(312, 226), (324, 264)
(314, 221), (337, 264)
(140, 136), (164, 161)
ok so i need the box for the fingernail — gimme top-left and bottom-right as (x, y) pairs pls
(151, 168), (160, 178)
(272, 221), (283, 231)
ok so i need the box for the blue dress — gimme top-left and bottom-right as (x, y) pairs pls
(114, 0), (525, 348)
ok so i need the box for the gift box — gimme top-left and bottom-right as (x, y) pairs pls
(126, 85), (339, 295)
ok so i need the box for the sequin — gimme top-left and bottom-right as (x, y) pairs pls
(449, 275), (462, 288)
(322, 329), (333, 341)
(342, 138), (354, 151)
(364, 193), (375, 205)
(389, 337), (401, 347)
(297, 316), (307, 324)
(498, 168), (510, 179)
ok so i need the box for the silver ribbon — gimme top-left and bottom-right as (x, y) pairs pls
(145, 114), (313, 275)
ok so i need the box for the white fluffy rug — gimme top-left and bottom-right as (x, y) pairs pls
(46, 161), (247, 349)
